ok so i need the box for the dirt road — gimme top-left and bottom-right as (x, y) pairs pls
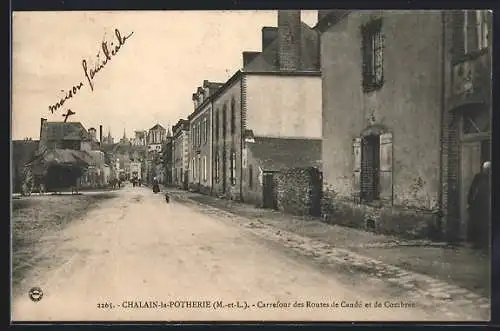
(11, 185), (468, 322)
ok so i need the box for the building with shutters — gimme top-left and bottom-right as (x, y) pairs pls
(188, 81), (224, 194)
(172, 119), (190, 189)
(211, 10), (322, 201)
(317, 10), (491, 242)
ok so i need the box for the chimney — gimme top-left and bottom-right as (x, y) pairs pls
(242, 51), (261, 67)
(262, 26), (278, 50)
(99, 125), (103, 146)
(40, 118), (47, 140)
(277, 10), (302, 71)
(317, 10), (333, 23)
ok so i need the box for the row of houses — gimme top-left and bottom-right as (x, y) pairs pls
(172, 10), (492, 245)
(170, 10), (323, 207)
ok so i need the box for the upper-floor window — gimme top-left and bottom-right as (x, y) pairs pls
(230, 150), (237, 186)
(215, 110), (220, 143)
(231, 98), (236, 135)
(466, 10), (489, 53)
(198, 121), (202, 146)
(361, 19), (384, 92)
(222, 104), (228, 140)
(204, 118), (208, 144)
(454, 10), (490, 56)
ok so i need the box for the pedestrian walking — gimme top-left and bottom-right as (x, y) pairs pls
(467, 160), (491, 250)
(152, 177), (160, 193)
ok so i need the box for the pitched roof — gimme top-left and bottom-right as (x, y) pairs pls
(41, 122), (91, 141)
(244, 22), (320, 72)
(150, 124), (165, 131)
(28, 148), (94, 167)
(248, 136), (322, 172)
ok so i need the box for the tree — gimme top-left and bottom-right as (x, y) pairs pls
(21, 166), (34, 196)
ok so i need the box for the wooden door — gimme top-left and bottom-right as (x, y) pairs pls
(262, 173), (277, 209)
(460, 141), (482, 240)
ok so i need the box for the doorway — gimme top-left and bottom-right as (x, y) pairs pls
(360, 134), (380, 202)
(262, 173), (277, 210)
(460, 139), (491, 241)
(459, 105), (491, 242)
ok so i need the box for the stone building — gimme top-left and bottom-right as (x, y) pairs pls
(172, 119), (190, 189)
(162, 128), (173, 185)
(188, 80), (223, 193)
(132, 130), (147, 147)
(147, 124), (167, 153)
(317, 10), (491, 242)
(211, 10), (322, 201)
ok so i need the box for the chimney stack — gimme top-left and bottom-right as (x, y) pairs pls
(40, 118), (47, 140)
(262, 27), (278, 50)
(99, 125), (103, 146)
(242, 51), (261, 68)
(277, 10), (302, 71)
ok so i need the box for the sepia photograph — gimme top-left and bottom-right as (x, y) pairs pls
(11, 9), (491, 322)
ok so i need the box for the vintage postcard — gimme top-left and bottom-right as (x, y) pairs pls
(11, 9), (491, 322)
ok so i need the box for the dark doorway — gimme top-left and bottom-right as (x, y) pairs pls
(309, 168), (322, 217)
(262, 173), (277, 209)
(361, 134), (380, 202)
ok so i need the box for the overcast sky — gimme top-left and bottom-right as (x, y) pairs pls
(12, 10), (318, 141)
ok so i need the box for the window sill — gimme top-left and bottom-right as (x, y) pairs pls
(362, 80), (384, 94)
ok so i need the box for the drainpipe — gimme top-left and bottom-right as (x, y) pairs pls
(438, 11), (446, 239)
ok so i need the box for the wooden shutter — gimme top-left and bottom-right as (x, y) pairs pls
(352, 137), (362, 199)
(379, 132), (393, 203)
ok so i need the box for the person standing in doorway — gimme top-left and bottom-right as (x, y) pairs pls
(467, 161), (491, 250)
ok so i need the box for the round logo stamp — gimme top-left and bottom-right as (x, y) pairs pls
(28, 287), (43, 302)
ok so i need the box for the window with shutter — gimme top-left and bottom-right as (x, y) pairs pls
(215, 153), (219, 182)
(360, 135), (380, 202)
(203, 156), (207, 181)
(379, 132), (393, 203)
(352, 138), (362, 199)
(231, 151), (237, 185)
(361, 19), (384, 92)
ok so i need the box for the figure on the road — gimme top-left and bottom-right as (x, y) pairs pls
(467, 161), (491, 249)
(152, 177), (160, 193)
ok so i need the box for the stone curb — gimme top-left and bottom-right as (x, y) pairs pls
(168, 191), (490, 320)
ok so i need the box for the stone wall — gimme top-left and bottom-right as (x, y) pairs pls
(275, 167), (322, 217)
(321, 185), (443, 240)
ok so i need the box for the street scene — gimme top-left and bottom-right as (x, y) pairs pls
(11, 10), (491, 322)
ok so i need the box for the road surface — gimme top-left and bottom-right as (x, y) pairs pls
(12, 185), (460, 322)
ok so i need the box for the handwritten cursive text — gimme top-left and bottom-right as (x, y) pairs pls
(82, 28), (134, 92)
(48, 83), (84, 114)
(47, 27), (134, 114)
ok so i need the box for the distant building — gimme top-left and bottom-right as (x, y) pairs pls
(163, 128), (173, 185)
(172, 119), (190, 189)
(102, 128), (114, 145)
(147, 124), (167, 153)
(132, 130), (147, 146)
(39, 119), (93, 151)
